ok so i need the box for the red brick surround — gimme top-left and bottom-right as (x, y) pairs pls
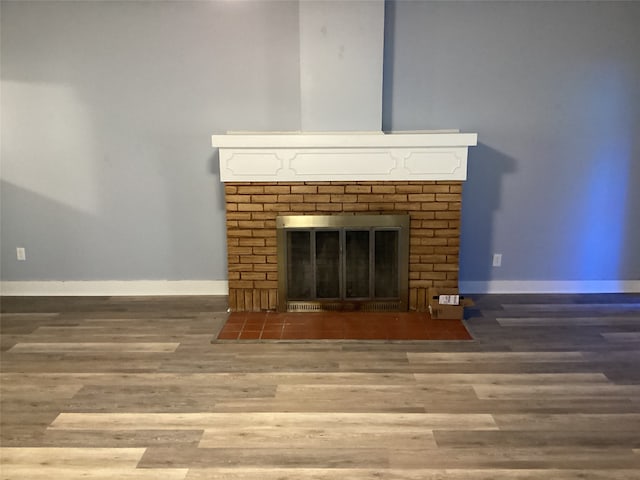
(224, 181), (462, 312)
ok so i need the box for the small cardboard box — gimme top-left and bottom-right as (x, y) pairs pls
(428, 287), (474, 320)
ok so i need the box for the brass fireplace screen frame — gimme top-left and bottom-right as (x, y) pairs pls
(276, 215), (410, 312)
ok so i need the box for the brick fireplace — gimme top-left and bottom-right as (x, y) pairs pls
(213, 132), (477, 312)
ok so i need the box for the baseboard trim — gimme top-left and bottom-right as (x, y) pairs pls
(2, 279), (638, 297)
(0, 280), (229, 296)
(460, 280), (640, 294)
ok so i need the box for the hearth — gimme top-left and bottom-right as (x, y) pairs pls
(276, 214), (409, 312)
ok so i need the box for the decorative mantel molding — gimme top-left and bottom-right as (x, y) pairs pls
(212, 131), (478, 182)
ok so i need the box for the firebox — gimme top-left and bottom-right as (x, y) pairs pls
(276, 215), (409, 312)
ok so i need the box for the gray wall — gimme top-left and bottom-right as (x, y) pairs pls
(2, 0), (639, 287)
(299, 0), (385, 131)
(385, 0), (640, 284)
(1, 0), (300, 281)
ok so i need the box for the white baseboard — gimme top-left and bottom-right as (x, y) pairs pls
(0, 280), (229, 296)
(459, 280), (640, 294)
(2, 279), (637, 297)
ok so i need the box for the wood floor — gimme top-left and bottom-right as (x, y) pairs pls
(1, 293), (639, 479)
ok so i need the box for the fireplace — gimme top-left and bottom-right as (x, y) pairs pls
(277, 214), (409, 312)
(213, 131), (477, 312)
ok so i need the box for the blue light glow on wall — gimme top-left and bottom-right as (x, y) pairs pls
(571, 69), (631, 279)
(577, 147), (629, 278)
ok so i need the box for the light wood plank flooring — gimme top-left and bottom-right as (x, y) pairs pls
(1, 294), (639, 479)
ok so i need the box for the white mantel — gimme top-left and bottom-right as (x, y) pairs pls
(213, 131), (478, 182)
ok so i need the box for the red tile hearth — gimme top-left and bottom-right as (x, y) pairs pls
(215, 311), (472, 341)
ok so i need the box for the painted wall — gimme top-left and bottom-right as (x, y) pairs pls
(299, 0), (385, 131)
(384, 0), (640, 288)
(1, 0), (300, 282)
(2, 0), (639, 291)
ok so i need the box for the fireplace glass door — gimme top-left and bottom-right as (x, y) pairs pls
(277, 215), (409, 312)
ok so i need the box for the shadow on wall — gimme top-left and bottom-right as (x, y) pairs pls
(381, 0), (397, 131)
(459, 143), (517, 288)
(208, 149), (226, 209)
(0, 180), (97, 281)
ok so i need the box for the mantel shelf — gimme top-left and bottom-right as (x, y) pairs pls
(212, 131), (478, 182)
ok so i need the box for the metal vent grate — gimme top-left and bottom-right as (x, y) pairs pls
(286, 301), (402, 313)
(360, 301), (402, 312)
(287, 302), (343, 312)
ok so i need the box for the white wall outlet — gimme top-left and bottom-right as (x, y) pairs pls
(492, 253), (502, 267)
(17, 247), (26, 261)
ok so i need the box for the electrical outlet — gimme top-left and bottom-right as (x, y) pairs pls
(492, 253), (502, 267)
(17, 247), (26, 261)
